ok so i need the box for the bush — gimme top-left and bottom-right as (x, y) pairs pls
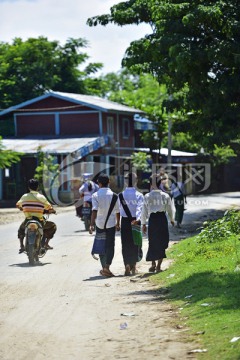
(197, 209), (240, 244)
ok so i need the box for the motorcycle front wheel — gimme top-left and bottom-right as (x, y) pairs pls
(28, 244), (35, 266)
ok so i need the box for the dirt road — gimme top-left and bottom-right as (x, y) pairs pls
(0, 193), (239, 360)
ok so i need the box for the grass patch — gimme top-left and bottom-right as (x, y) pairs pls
(151, 210), (240, 360)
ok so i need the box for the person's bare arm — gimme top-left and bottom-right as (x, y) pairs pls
(89, 210), (97, 234)
(116, 212), (120, 231)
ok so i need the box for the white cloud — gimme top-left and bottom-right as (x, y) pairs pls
(0, 0), (150, 74)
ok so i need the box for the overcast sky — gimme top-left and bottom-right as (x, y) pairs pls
(0, 0), (150, 74)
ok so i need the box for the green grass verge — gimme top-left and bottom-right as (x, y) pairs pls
(151, 211), (240, 360)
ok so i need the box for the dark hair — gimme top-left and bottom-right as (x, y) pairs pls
(124, 172), (137, 187)
(87, 181), (93, 191)
(149, 174), (161, 188)
(28, 178), (39, 191)
(97, 173), (109, 187)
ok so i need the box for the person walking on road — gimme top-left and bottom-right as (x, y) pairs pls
(141, 174), (174, 273)
(171, 175), (187, 228)
(89, 173), (120, 277)
(159, 173), (172, 198)
(118, 172), (144, 276)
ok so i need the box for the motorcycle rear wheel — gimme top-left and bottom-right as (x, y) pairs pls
(84, 217), (91, 231)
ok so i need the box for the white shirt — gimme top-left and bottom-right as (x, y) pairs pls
(141, 190), (175, 225)
(79, 181), (99, 202)
(118, 187), (144, 221)
(92, 187), (119, 229)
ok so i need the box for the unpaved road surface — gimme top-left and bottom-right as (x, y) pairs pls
(0, 193), (239, 360)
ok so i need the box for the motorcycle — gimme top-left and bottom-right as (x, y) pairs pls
(82, 201), (92, 231)
(23, 209), (56, 266)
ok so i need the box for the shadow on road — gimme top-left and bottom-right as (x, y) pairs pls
(9, 262), (51, 267)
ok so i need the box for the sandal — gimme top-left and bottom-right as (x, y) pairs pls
(124, 265), (131, 276)
(148, 266), (156, 273)
(44, 244), (53, 250)
(100, 269), (115, 277)
(131, 268), (138, 275)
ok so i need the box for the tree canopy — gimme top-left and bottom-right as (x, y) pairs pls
(0, 137), (22, 169)
(87, 0), (240, 150)
(0, 37), (103, 109)
(98, 70), (170, 153)
(98, 69), (201, 153)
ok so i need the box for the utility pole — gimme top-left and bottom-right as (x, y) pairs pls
(167, 94), (173, 166)
(167, 117), (172, 165)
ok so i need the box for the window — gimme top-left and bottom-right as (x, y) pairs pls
(122, 118), (130, 138)
(107, 117), (114, 137)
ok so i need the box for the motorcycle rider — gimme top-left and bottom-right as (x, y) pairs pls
(16, 178), (57, 253)
(79, 173), (99, 212)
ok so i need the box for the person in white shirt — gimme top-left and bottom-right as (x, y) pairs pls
(141, 174), (175, 272)
(118, 172), (144, 276)
(89, 173), (120, 277)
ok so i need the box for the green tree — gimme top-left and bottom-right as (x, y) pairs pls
(212, 145), (237, 166)
(34, 148), (59, 200)
(130, 151), (151, 173)
(98, 69), (201, 156)
(0, 37), (103, 109)
(130, 151), (151, 189)
(87, 1), (240, 150)
(98, 70), (172, 156)
(96, 68), (142, 98)
(0, 136), (22, 168)
(162, 132), (199, 153)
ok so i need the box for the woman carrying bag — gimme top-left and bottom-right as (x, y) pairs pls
(142, 174), (175, 273)
(118, 172), (144, 276)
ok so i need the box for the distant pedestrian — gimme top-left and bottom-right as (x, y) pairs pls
(171, 176), (187, 228)
(89, 173), (120, 277)
(141, 174), (174, 273)
(159, 173), (172, 198)
(118, 172), (144, 276)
